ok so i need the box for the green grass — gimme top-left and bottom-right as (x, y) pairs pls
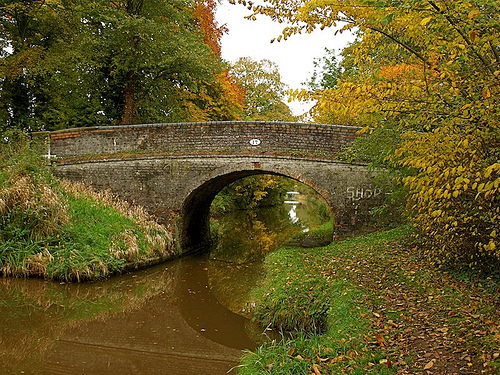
(240, 229), (407, 374)
(0, 184), (176, 281)
(241, 226), (500, 374)
(286, 217), (334, 247)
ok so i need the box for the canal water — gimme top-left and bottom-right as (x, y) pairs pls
(0, 200), (329, 374)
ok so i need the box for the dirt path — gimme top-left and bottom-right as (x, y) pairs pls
(325, 240), (500, 374)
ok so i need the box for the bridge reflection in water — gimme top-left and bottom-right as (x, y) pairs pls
(0, 258), (245, 374)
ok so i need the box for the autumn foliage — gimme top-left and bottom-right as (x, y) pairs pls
(193, 0), (246, 120)
(249, 0), (500, 270)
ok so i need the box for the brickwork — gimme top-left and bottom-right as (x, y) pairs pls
(46, 121), (360, 159)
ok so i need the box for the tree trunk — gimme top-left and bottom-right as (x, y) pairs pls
(119, 71), (137, 125)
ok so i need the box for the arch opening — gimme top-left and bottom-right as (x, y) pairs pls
(179, 170), (333, 253)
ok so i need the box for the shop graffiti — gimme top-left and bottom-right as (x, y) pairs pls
(346, 186), (382, 201)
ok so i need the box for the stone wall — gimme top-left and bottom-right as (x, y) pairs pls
(54, 155), (384, 251)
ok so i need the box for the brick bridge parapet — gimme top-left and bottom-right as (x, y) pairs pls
(46, 121), (360, 160)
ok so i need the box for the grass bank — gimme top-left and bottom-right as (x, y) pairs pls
(285, 217), (334, 248)
(0, 135), (177, 281)
(241, 226), (500, 374)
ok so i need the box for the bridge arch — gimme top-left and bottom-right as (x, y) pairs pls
(172, 155), (381, 252)
(179, 169), (329, 251)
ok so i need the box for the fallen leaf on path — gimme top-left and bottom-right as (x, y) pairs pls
(375, 334), (386, 346)
(423, 360), (435, 370)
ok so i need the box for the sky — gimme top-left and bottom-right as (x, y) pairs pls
(215, 1), (356, 115)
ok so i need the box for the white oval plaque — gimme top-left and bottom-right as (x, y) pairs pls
(249, 138), (261, 146)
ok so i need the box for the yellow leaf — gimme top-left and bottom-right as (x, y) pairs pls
(358, 126), (370, 134)
(491, 230), (497, 238)
(469, 30), (478, 42)
(468, 9), (481, 19)
(420, 16), (432, 26)
(482, 88), (491, 99)
(424, 360), (435, 370)
(485, 163), (500, 178)
(432, 210), (442, 217)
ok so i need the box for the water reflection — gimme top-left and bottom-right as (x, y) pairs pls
(0, 201), (330, 374)
(177, 253), (257, 350)
(0, 260), (243, 374)
(210, 203), (323, 264)
(289, 204), (300, 224)
(208, 202), (330, 318)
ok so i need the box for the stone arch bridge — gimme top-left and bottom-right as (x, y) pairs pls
(41, 121), (385, 252)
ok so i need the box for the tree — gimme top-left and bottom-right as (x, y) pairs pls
(247, 0), (500, 269)
(230, 57), (296, 121)
(0, 0), (244, 131)
(302, 46), (358, 125)
(305, 48), (342, 91)
(73, 0), (225, 126)
(191, 0), (245, 120)
(0, 0), (71, 131)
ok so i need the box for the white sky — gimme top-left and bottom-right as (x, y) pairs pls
(215, 1), (356, 115)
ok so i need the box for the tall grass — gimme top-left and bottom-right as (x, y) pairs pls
(0, 133), (177, 281)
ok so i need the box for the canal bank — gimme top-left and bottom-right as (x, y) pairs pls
(239, 226), (500, 374)
(0, 139), (178, 282)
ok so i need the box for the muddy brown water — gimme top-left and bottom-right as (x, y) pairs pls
(0, 202), (329, 374)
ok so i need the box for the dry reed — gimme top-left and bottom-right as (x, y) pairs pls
(59, 179), (176, 264)
(1, 158), (176, 280)
(0, 176), (68, 237)
(59, 179), (172, 240)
